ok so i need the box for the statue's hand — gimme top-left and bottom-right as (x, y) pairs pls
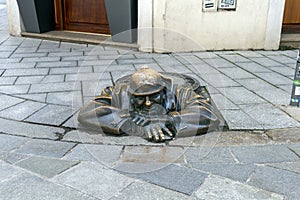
(132, 114), (172, 127)
(145, 124), (174, 143)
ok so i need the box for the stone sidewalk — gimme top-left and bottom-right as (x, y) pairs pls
(1, 3), (300, 200)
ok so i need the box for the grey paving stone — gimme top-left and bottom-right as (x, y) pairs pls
(79, 59), (115, 66)
(215, 131), (269, 146)
(0, 118), (62, 139)
(248, 166), (300, 199)
(236, 62), (272, 73)
(0, 45), (18, 52)
(190, 63), (220, 75)
(60, 41), (87, 49)
(62, 112), (79, 128)
(15, 75), (44, 84)
(15, 139), (76, 158)
(189, 163), (256, 182)
(128, 164), (208, 195)
(220, 109), (263, 130)
(16, 156), (78, 178)
(0, 148), (29, 161)
(110, 181), (194, 200)
(15, 93), (47, 102)
(219, 87), (266, 104)
(64, 143), (122, 165)
(203, 57), (236, 68)
(11, 52), (47, 58)
(47, 91), (82, 107)
(154, 57), (182, 68)
(36, 61), (77, 68)
(289, 144), (300, 157)
(53, 162), (133, 199)
(94, 64), (135, 73)
(0, 58), (21, 64)
(219, 67), (256, 79)
(230, 145), (299, 164)
(268, 55), (297, 65)
(0, 51), (12, 58)
(122, 146), (184, 163)
(185, 147), (235, 164)
(278, 84), (293, 93)
(201, 74), (240, 88)
(235, 78), (276, 91)
(193, 52), (220, 59)
(268, 66), (295, 77)
(250, 57), (285, 67)
(2, 62), (36, 69)
(0, 100), (46, 120)
(195, 175), (284, 200)
(0, 84), (30, 94)
(20, 38), (42, 46)
(3, 68), (49, 76)
(255, 72), (292, 85)
(65, 72), (105, 81)
(210, 94), (239, 110)
(50, 66), (93, 74)
(29, 82), (78, 93)
(48, 51), (83, 57)
(220, 54), (251, 63)
(0, 76), (16, 85)
(134, 63), (163, 71)
(0, 173), (96, 200)
(240, 104), (300, 129)
(0, 160), (24, 181)
(267, 161), (300, 174)
(61, 55), (99, 61)
(174, 54), (206, 65)
(25, 104), (74, 126)
(0, 134), (29, 152)
(21, 56), (60, 63)
(236, 51), (265, 58)
(41, 74), (65, 83)
(254, 88), (291, 105)
(14, 47), (38, 53)
(82, 80), (111, 97)
(0, 94), (23, 111)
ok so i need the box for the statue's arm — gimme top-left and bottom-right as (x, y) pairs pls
(77, 97), (131, 135)
(171, 92), (220, 137)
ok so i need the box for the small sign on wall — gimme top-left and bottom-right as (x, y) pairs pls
(218, 0), (236, 10)
(203, 0), (217, 12)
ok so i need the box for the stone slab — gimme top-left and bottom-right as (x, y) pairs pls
(266, 128), (300, 143)
(47, 91), (82, 107)
(0, 94), (23, 111)
(230, 145), (299, 164)
(15, 93), (47, 102)
(185, 147), (235, 164)
(122, 146), (184, 163)
(236, 62), (272, 73)
(0, 118), (62, 139)
(0, 134), (29, 152)
(63, 143), (123, 165)
(15, 156), (79, 178)
(29, 82), (78, 93)
(0, 160), (24, 181)
(15, 139), (76, 158)
(110, 181), (195, 200)
(195, 175), (284, 200)
(25, 104), (74, 126)
(128, 164), (208, 195)
(0, 85), (30, 94)
(219, 67), (256, 79)
(215, 131), (269, 146)
(0, 76), (16, 85)
(267, 161), (300, 174)
(3, 68), (49, 76)
(0, 100), (46, 120)
(189, 163), (256, 182)
(248, 166), (300, 199)
(0, 173), (96, 200)
(0, 151), (29, 164)
(52, 162), (133, 199)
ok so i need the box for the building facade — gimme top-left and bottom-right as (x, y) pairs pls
(6, 0), (300, 52)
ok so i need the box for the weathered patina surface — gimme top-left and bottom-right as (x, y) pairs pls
(78, 66), (222, 142)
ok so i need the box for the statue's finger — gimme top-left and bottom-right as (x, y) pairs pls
(146, 128), (152, 141)
(132, 116), (140, 123)
(136, 117), (144, 126)
(151, 127), (159, 142)
(141, 118), (150, 127)
(156, 126), (165, 142)
(163, 127), (173, 138)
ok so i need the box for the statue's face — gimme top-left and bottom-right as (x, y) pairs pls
(130, 90), (166, 115)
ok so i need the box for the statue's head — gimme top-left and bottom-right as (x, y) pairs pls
(128, 66), (167, 115)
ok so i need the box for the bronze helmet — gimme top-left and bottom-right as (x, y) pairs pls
(128, 66), (165, 96)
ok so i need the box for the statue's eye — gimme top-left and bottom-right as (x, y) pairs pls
(150, 93), (161, 103)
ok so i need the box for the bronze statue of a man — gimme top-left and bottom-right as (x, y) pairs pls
(78, 66), (221, 142)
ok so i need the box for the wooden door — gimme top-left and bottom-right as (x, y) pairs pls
(282, 0), (300, 33)
(55, 0), (110, 34)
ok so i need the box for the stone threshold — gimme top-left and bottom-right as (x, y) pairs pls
(280, 33), (300, 49)
(21, 30), (138, 49)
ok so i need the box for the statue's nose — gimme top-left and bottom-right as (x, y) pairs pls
(145, 96), (152, 107)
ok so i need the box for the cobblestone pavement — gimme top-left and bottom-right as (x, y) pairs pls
(1, 4), (300, 200)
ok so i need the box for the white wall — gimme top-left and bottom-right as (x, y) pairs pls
(6, 0), (22, 36)
(138, 0), (286, 52)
